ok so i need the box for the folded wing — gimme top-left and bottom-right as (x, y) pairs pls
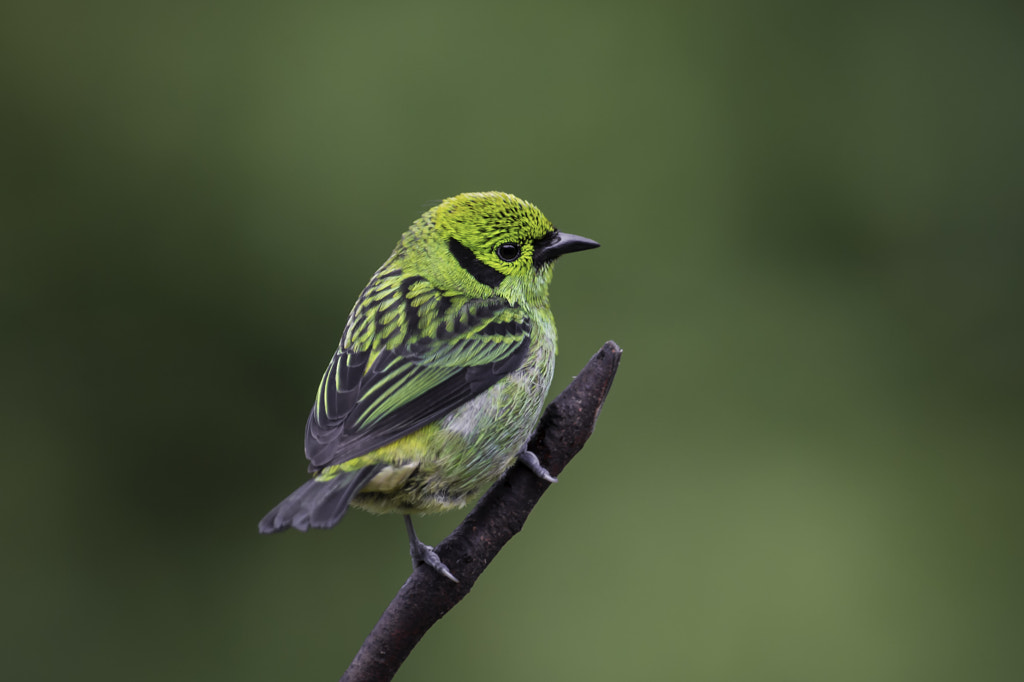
(305, 297), (531, 470)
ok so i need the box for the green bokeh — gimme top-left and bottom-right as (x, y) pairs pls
(3, 2), (1022, 680)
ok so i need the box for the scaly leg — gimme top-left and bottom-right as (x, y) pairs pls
(404, 514), (458, 583)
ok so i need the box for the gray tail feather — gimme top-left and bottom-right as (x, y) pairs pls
(258, 464), (383, 534)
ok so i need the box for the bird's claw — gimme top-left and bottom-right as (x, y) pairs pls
(518, 449), (558, 483)
(410, 540), (459, 583)
(405, 514), (458, 583)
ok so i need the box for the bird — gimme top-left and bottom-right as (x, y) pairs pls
(258, 191), (599, 581)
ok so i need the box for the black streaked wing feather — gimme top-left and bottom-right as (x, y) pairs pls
(305, 303), (531, 470)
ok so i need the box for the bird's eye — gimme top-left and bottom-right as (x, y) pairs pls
(496, 243), (522, 262)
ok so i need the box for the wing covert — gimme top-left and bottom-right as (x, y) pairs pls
(304, 296), (531, 470)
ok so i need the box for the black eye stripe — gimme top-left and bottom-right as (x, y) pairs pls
(447, 238), (505, 288)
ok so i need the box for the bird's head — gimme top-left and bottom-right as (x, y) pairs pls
(407, 191), (599, 306)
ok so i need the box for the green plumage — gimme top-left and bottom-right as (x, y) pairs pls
(259, 192), (598, 562)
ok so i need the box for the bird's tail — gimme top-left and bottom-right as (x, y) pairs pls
(258, 464), (383, 534)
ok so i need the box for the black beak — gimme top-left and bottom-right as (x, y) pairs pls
(533, 231), (600, 266)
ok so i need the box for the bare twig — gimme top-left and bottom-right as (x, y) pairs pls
(341, 340), (622, 682)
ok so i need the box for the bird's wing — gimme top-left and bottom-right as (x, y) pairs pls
(304, 296), (531, 470)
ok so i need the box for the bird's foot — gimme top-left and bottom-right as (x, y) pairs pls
(518, 449), (558, 483)
(404, 515), (458, 583)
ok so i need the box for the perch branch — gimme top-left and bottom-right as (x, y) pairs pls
(340, 340), (622, 682)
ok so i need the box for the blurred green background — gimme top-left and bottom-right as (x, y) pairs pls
(3, 1), (1023, 680)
